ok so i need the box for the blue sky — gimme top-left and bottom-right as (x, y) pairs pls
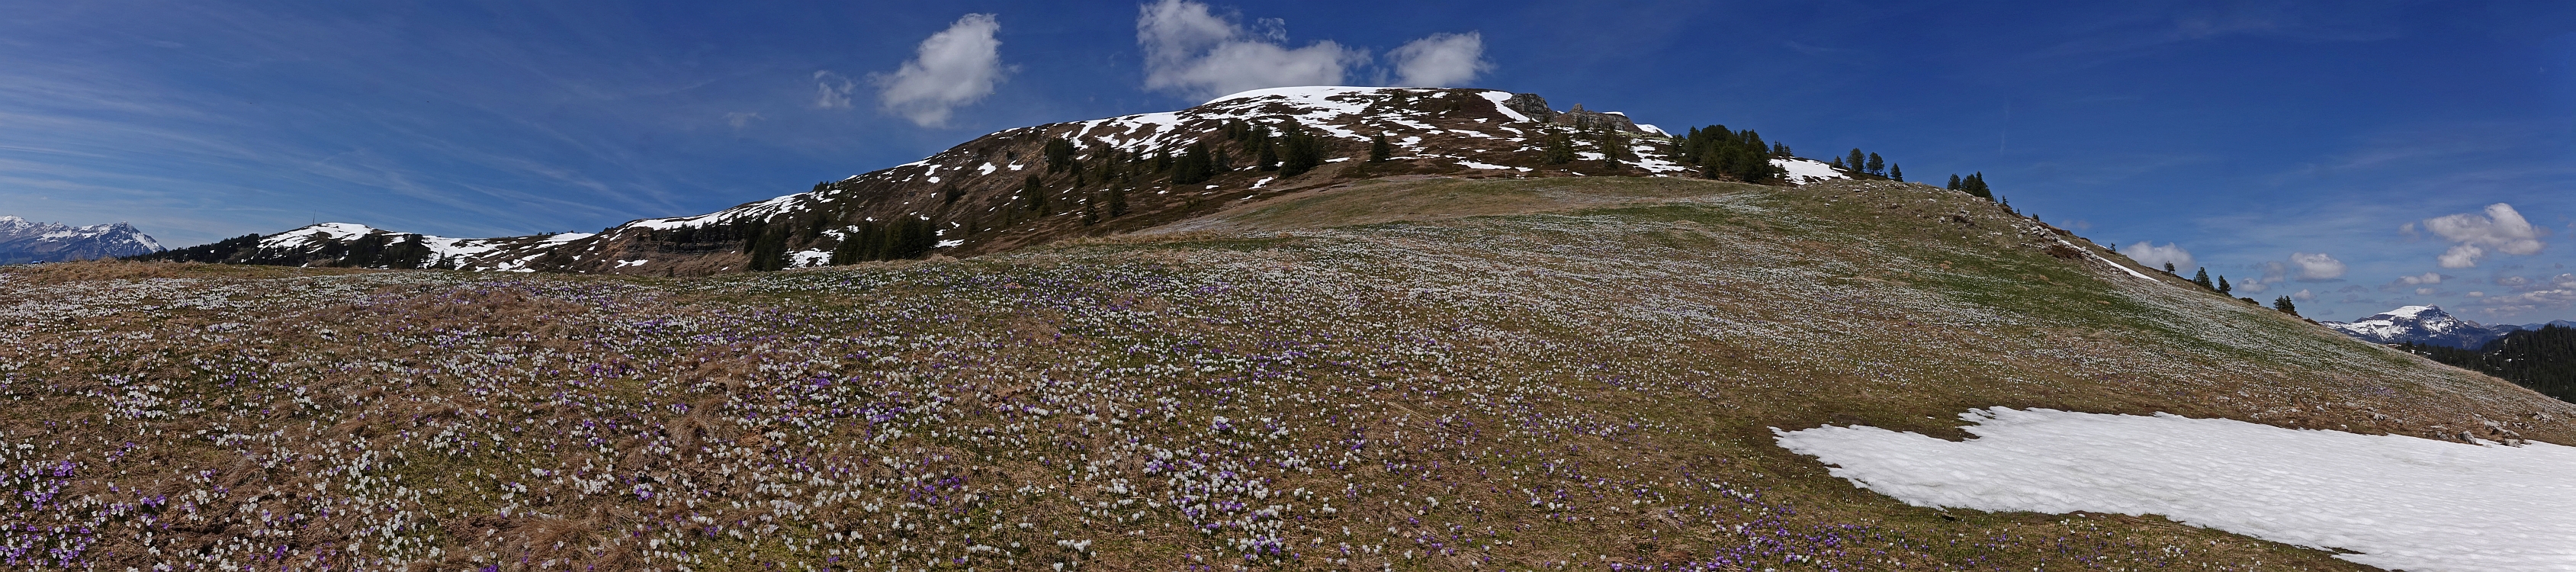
(4, 1), (2574, 323)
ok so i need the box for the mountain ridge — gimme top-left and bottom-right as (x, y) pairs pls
(134, 86), (1854, 273)
(0, 215), (162, 264)
(2317, 304), (2567, 349)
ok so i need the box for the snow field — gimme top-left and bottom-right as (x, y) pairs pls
(1775, 407), (2576, 571)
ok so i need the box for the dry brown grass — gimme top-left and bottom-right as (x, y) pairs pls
(0, 177), (2563, 571)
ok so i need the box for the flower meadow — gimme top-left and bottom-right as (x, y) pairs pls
(4, 178), (2569, 571)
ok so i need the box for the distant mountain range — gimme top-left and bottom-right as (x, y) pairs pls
(2321, 305), (2576, 349)
(0, 216), (162, 264)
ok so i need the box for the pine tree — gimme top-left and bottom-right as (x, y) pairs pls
(1171, 142), (1216, 185)
(1829, 157), (1846, 169)
(1108, 187), (1129, 217)
(1960, 172), (1994, 200)
(1946, 174), (1962, 191)
(1888, 164), (1903, 182)
(1865, 153), (1884, 175)
(2192, 268), (2213, 289)
(1369, 134), (1392, 162)
(2163, 262), (2176, 274)
(942, 184), (963, 205)
(1846, 149), (1866, 172)
(1543, 133), (1576, 165)
(1254, 136), (1280, 171)
(1044, 138), (1077, 172)
(2273, 296), (2299, 317)
(2218, 276), (2232, 294)
(747, 227), (789, 272)
(1277, 121), (1325, 177)
(1021, 175), (1047, 212)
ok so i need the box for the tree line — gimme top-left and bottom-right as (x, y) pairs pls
(2406, 326), (2576, 403)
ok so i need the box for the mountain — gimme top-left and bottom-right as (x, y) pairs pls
(37, 86), (2576, 570)
(2319, 305), (2515, 349)
(0, 216), (162, 263)
(138, 86), (1850, 273)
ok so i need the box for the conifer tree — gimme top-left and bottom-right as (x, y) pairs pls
(1108, 187), (1129, 217)
(2274, 296), (2299, 317)
(1889, 164), (1903, 182)
(1947, 174), (1962, 191)
(942, 184), (963, 205)
(747, 227), (789, 272)
(1277, 121), (1325, 177)
(1846, 149), (1867, 172)
(2192, 268), (2213, 289)
(2164, 262), (2176, 274)
(1172, 142), (1216, 185)
(1960, 172), (1994, 200)
(1865, 153), (1884, 176)
(1254, 136), (1280, 171)
(1830, 157), (1846, 169)
(1044, 138), (1077, 172)
(1543, 133), (1577, 165)
(1021, 175), (1047, 212)
(2218, 276), (2232, 294)
(1369, 134), (1392, 162)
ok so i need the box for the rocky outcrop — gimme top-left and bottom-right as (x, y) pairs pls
(1549, 103), (1646, 133)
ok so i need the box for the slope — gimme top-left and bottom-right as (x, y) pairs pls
(8, 173), (2568, 570)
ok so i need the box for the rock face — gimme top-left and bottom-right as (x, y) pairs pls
(167, 86), (1844, 274)
(2322, 305), (2513, 349)
(1550, 103), (1649, 133)
(0, 216), (162, 263)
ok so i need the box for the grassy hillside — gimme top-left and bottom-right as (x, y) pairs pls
(5, 175), (2566, 570)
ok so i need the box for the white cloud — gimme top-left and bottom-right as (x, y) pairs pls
(813, 71), (856, 109)
(875, 13), (1011, 127)
(1138, 0), (1367, 100)
(1386, 32), (1491, 87)
(2123, 241), (2193, 271)
(2437, 244), (2484, 268)
(724, 112), (761, 128)
(2423, 203), (2545, 268)
(2395, 272), (2442, 285)
(2293, 288), (2317, 301)
(2289, 252), (2345, 280)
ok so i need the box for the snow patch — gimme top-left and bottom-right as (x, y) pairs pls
(790, 249), (830, 268)
(1773, 158), (1848, 184)
(1477, 92), (1531, 122)
(1776, 408), (2576, 572)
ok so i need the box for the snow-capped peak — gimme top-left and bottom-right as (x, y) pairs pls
(2323, 305), (2510, 349)
(2377, 305), (2446, 320)
(0, 216), (164, 263)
